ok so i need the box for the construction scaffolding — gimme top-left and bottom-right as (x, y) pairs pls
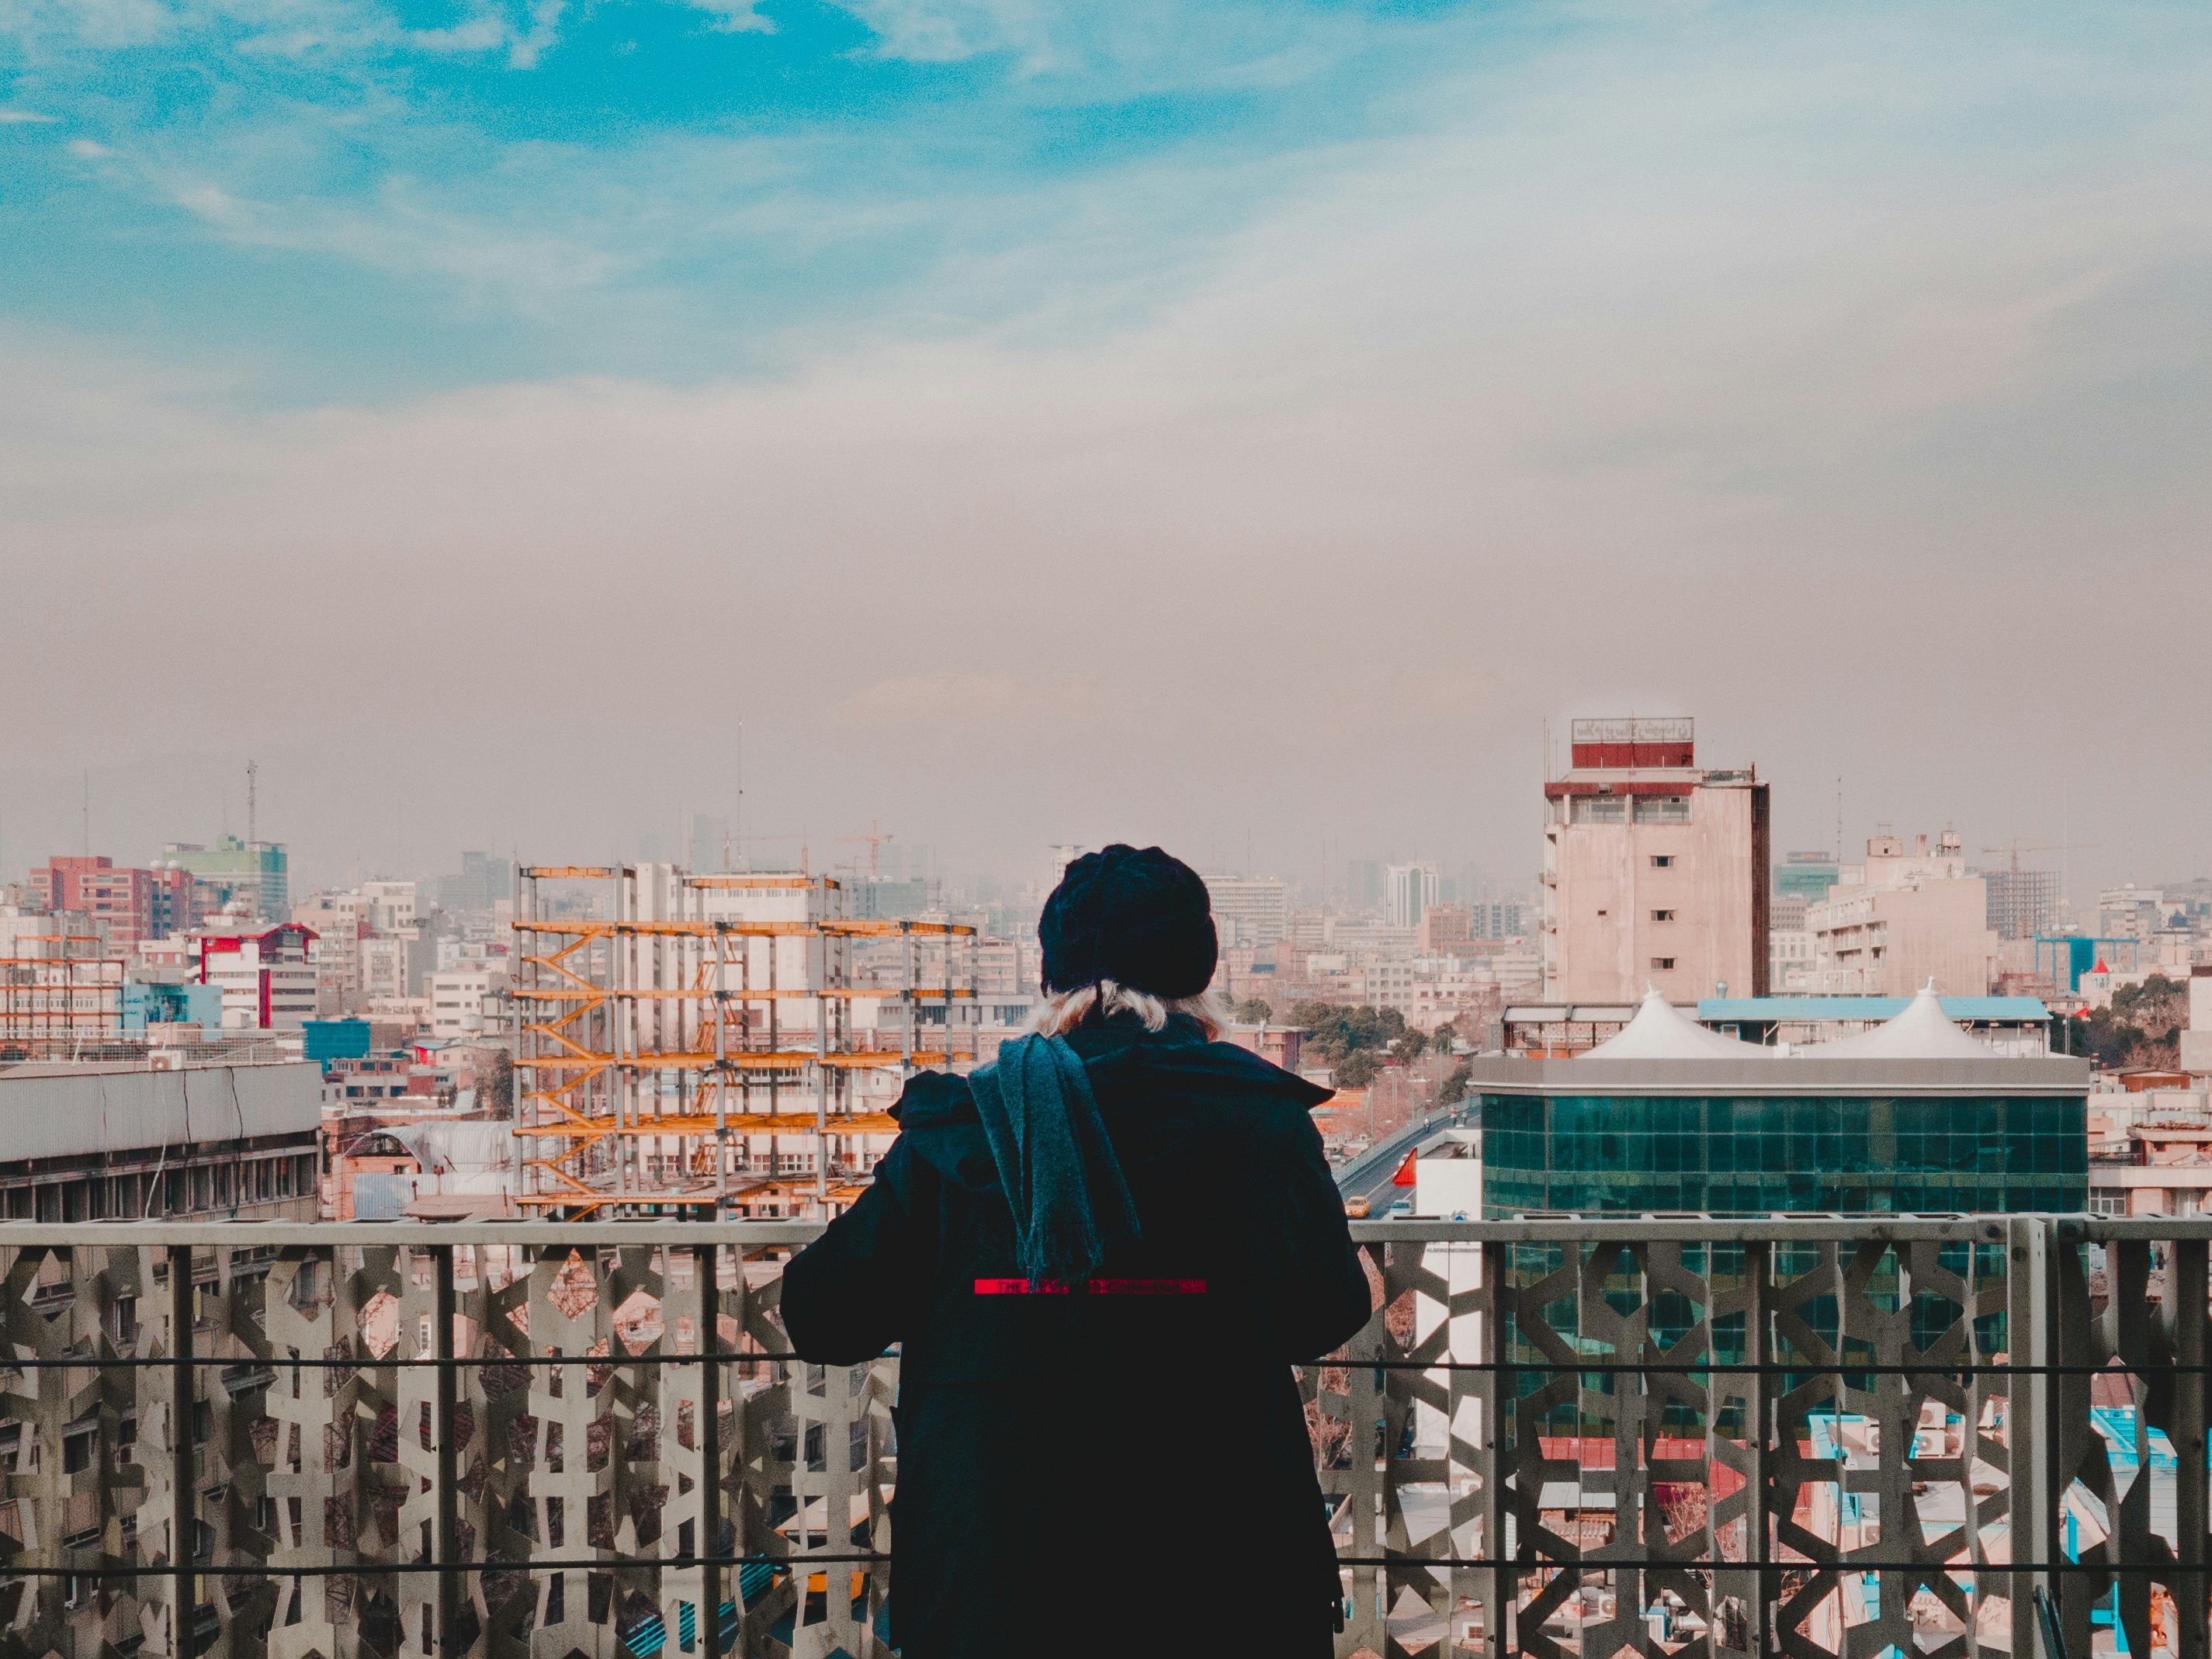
(511, 865), (978, 1219)
(0, 936), (124, 1059)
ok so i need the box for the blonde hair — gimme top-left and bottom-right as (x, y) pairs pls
(1028, 978), (1230, 1042)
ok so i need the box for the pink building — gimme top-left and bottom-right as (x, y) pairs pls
(29, 856), (199, 953)
(1541, 717), (1771, 1004)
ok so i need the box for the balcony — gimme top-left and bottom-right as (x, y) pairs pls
(0, 1214), (2200, 1658)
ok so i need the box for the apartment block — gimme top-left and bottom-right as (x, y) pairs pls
(1541, 717), (1770, 1003)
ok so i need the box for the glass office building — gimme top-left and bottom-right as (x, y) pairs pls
(1472, 1057), (2088, 1216)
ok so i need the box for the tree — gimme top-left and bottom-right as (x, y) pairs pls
(1234, 998), (1274, 1025)
(1335, 1049), (1379, 1089)
(480, 1050), (515, 1117)
(1432, 1019), (1459, 1051)
(1389, 1029), (1428, 1066)
(1439, 1062), (1474, 1105)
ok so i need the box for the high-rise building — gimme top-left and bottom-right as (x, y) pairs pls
(1774, 851), (1839, 909)
(29, 856), (198, 952)
(1208, 876), (1287, 947)
(1345, 859), (1383, 912)
(438, 851), (514, 915)
(1985, 866), (2059, 941)
(1472, 897), (1528, 940)
(165, 835), (289, 921)
(1386, 863), (1439, 930)
(1541, 717), (1770, 1002)
(2098, 886), (2172, 942)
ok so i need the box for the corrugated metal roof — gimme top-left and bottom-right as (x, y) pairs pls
(1697, 996), (2051, 1022)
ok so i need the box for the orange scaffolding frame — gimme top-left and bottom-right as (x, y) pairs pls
(511, 866), (976, 1217)
(0, 939), (125, 1057)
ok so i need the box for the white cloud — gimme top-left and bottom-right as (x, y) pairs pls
(681, 0), (773, 33)
(2, 3), (2208, 879)
(0, 108), (58, 122)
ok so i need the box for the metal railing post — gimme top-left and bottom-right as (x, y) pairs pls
(1481, 1239), (1511, 1659)
(695, 1243), (723, 1657)
(2173, 1235), (2209, 1659)
(168, 1244), (196, 1659)
(1743, 1238), (1773, 1659)
(2011, 1216), (2058, 1659)
(434, 1245), (461, 1656)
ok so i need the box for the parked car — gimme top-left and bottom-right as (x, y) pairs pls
(1343, 1195), (1371, 1218)
(1386, 1199), (1414, 1220)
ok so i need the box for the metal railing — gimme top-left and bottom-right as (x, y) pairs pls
(0, 1216), (2197, 1659)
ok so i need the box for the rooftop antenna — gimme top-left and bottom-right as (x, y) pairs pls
(1835, 776), (1843, 866)
(736, 720), (747, 874)
(81, 771), (88, 858)
(247, 758), (258, 845)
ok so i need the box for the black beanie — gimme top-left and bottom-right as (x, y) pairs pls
(1038, 845), (1218, 998)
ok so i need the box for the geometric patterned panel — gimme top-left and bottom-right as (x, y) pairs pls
(1305, 1217), (2173, 1659)
(0, 1219), (2203, 1659)
(0, 1226), (895, 1659)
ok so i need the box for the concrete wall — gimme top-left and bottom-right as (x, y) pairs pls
(1811, 879), (1998, 996)
(1546, 781), (1765, 1004)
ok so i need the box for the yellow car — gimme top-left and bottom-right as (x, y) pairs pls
(1343, 1195), (1371, 1218)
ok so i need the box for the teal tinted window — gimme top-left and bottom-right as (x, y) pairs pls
(1479, 1092), (2085, 1217)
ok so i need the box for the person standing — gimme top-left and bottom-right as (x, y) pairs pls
(782, 844), (1373, 1657)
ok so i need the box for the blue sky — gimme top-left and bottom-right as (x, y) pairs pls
(1, 0), (1547, 397)
(2, 2), (2210, 889)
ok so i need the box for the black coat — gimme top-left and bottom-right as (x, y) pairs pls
(781, 1012), (1373, 1659)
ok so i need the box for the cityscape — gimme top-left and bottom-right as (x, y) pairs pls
(8, 0), (2212, 1652)
(4, 716), (2207, 1230)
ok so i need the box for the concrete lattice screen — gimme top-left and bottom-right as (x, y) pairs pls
(0, 1218), (2203, 1659)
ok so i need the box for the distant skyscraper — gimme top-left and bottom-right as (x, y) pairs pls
(1386, 862), (1439, 930)
(1345, 859), (1383, 911)
(439, 851), (514, 915)
(164, 835), (288, 921)
(1773, 851), (1839, 908)
(1985, 866), (2058, 941)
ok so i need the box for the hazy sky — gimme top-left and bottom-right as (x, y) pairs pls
(2, 0), (2207, 897)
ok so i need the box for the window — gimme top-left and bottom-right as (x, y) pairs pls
(2089, 1193), (2126, 1217)
(1571, 795), (1627, 824)
(1651, 957), (1676, 970)
(1652, 910), (1676, 922)
(1650, 855), (1676, 868)
(1633, 794), (1691, 824)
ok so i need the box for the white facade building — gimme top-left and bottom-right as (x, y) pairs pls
(1208, 876), (1288, 948)
(189, 922), (320, 1029)
(427, 966), (508, 1041)
(1388, 864), (1440, 930)
(1809, 832), (1997, 997)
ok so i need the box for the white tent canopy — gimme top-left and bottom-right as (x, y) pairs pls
(1582, 987), (1776, 1060)
(1815, 981), (1992, 1060)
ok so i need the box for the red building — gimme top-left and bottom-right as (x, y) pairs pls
(29, 857), (199, 953)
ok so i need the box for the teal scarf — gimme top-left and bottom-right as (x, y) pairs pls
(967, 1033), (1142, 1286)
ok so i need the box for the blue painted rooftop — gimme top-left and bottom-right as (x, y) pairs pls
(1698, 996), (2051, 1023)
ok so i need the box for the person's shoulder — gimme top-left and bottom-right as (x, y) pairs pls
(891, 1068), (976, 1128)
(1161, 1037), (1335, 1118)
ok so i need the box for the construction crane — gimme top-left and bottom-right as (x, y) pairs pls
(1981, 838), (2100, 872)
(837, 820), (894, 880)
